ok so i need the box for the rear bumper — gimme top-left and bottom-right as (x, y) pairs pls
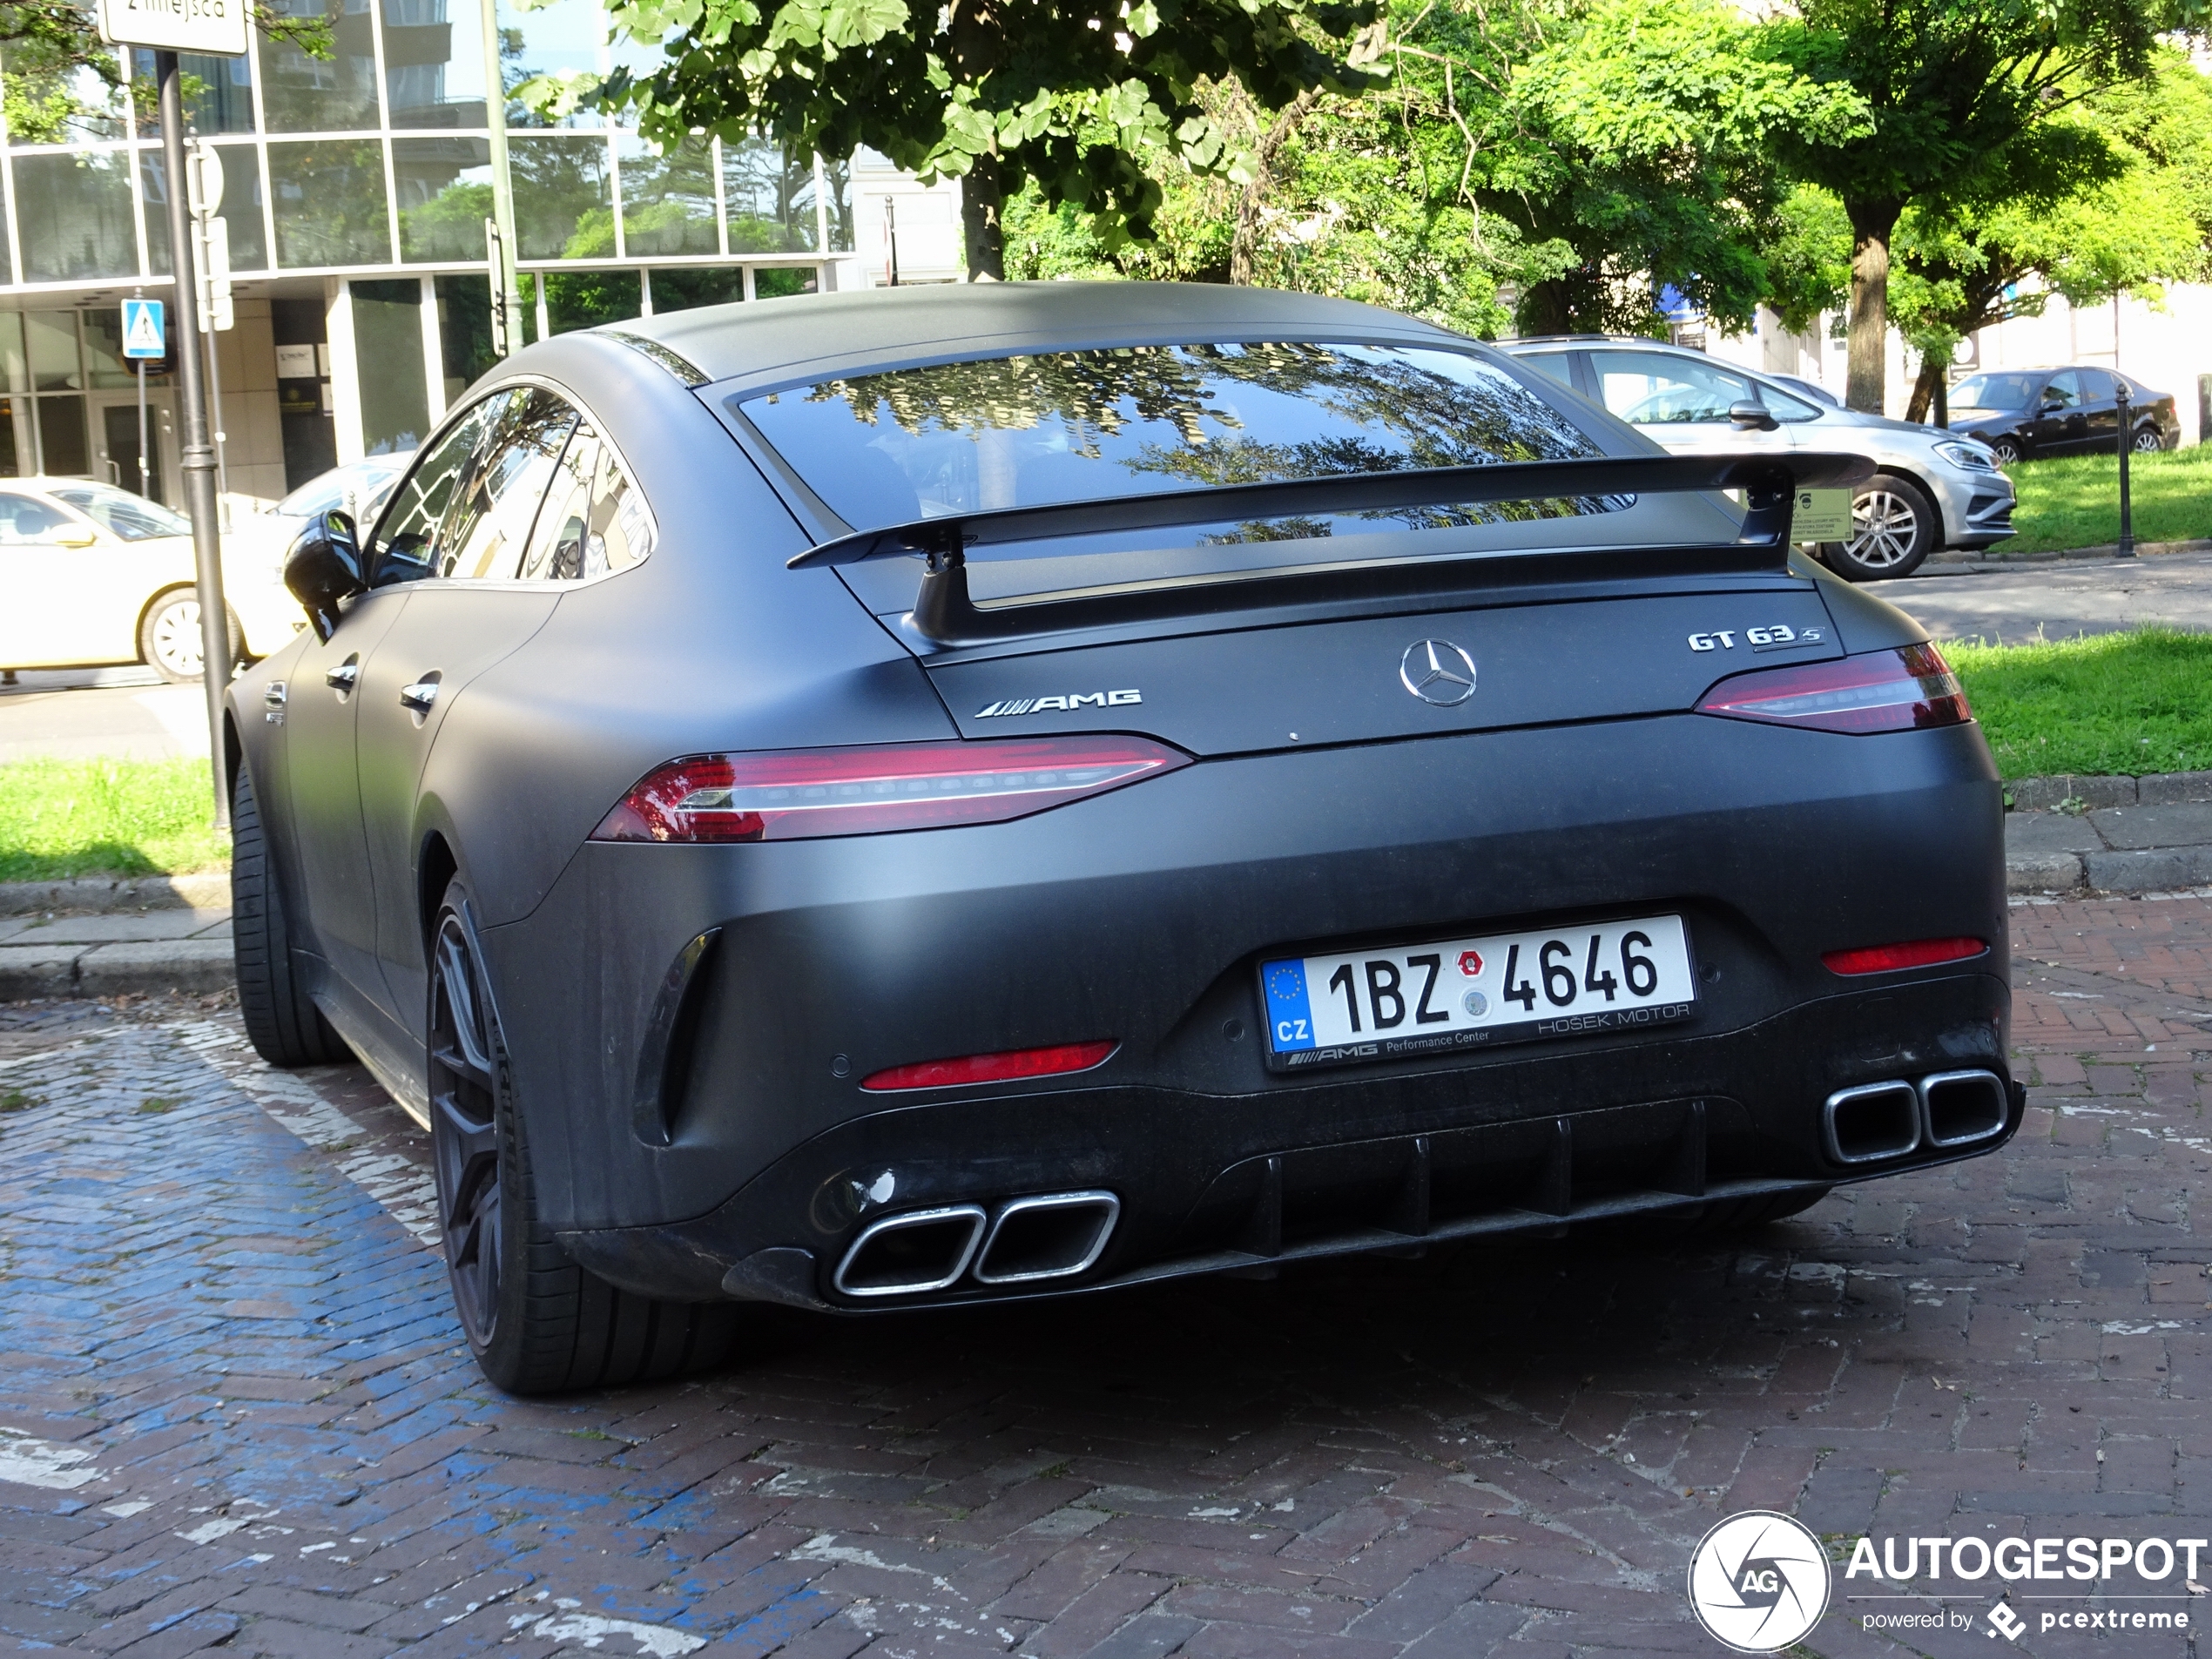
(485, 712), (2007, 1294)
(558, 974), (2018, 1309)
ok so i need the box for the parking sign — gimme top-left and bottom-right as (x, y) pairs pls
(121, 298), (165, 359)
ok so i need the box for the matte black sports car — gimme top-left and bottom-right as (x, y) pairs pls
(1947, 365), (2180, 464)
(228, 283), (2019, 1395)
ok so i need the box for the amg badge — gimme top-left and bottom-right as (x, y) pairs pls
(976, 690), (1143, 718)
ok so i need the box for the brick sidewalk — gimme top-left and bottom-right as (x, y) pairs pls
(1, 898), (2209, 1658)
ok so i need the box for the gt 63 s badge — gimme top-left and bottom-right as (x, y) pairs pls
(1687, 1510), (1831, 1652)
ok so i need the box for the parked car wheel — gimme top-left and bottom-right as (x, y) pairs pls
(139, 587), (242, 684)
(428, 877), (744, 1394)
(232, 766), (351, 1068)
(2131, 426), (2163, 454)
(1986, 435), (2022, 465)
(1823, 473), (1937, 581)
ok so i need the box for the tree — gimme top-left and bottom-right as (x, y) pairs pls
(1475, 0), (1866, 334)
(1758, 0), (2183, 415)
(523, 0), (1386, 280)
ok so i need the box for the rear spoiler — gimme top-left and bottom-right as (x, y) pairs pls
(787, 450), (1875, 647)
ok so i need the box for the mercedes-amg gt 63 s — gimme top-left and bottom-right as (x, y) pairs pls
(230, 283), (2017, 1394)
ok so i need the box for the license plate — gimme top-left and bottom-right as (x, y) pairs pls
(1259, 915), (1697, 1071)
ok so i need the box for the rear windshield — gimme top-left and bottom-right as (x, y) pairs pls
(739, 341), (1612, 537)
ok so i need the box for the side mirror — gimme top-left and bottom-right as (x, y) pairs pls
(285, 510), (365, 644)
(1728, 400), (1779, 432)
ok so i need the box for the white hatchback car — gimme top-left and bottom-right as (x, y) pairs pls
(0, 480), (306, 683)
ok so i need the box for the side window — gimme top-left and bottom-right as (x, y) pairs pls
(516, 423), (655, 583)
(1518, 353), (1577, 389)
(2076, 368), (2116, 401)
(2043, 372), (2081, 410)
(370, 392), (515, 585)
(0, 493), (74, 543)
(1594, 351), (1754, 424)
(1759, 384), (1823, 423)
(435, 389), (579, 579)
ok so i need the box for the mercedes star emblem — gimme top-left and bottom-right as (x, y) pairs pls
(1399, 639), (1478, 706)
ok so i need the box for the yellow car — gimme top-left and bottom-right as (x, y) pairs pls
(0, 479), (301, 683)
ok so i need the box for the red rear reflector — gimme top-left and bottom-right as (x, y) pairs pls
(591, 736), (1187, 843)
(860, 1040), (1118, 1092)
(1823, 937), (1987, 975)
(1696, 644), (1971, 733)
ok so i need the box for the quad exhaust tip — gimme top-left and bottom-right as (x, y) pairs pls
(974, 1191), (1121, 1285)
(832, 1191), (1122, 1297)
(833, 1204), (986, 1298)
(1824, 1069), (2009, 1165)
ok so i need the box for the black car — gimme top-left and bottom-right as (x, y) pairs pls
(1947, 365), (2180, 463)
(229, 283), (2018, 1394)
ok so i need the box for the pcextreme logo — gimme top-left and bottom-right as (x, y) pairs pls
(1686, 1511), (1831, 1652)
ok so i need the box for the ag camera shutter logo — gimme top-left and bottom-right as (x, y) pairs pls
(1687, 1510), (1831, 1652)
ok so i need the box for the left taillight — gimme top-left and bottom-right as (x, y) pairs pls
(590, 735), (1190, 844)
(1695, 644), (1971, 734)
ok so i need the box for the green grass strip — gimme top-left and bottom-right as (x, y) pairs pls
(0, 757), (228, 883)
(1948, 627), (2212, 779)
(2004, 445), (2212, 555)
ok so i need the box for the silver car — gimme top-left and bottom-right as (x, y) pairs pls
(1499, 336), (2014, 580)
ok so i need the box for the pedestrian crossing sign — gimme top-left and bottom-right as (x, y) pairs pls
(121, 298), (165, 359)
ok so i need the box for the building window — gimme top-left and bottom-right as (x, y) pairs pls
(522, 269), (637, 337)
(132, 49), (257, 135)
(269, 140), (395, 266)
(393, 136), (495, 261)
(260, 0), (383, 132)
(510, 133), (612, 260)
(352, 279), (431, 455)
(384, 0), (489, 129)
(140, 143), (271, 278)
(13, 151), (137, 283)
(645, 266), (743, 312)
(723, 138), (817, 253)
(617, 137), (717, 256)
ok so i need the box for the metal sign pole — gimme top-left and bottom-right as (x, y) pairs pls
(158, 51), (231, 827)
(2115, 381), (2135, 559)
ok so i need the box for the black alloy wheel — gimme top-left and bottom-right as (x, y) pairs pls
(427, 876), (745, 1393)
(1987, 436), (2022, 465)
(429, 897), (503, 1352)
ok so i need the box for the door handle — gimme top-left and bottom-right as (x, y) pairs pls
(326, 658), (360, 691)
(400, 679), (439, 713)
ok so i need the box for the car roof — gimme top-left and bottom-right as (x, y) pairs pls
(604, 280), (1470, 388)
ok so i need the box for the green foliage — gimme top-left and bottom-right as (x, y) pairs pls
(529, 0), (1388, 266)
(1947, 628), (2212, 778)
(400, 180), (496, 263)
(0, 759), (226, 882)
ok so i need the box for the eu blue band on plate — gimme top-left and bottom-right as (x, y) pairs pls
(1262, 958), (1316, 1052)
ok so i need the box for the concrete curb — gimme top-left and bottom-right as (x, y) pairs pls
(1925, 537), (2212, 570)
(0, 937), (233, 1000)
(0, 872), (230, 916)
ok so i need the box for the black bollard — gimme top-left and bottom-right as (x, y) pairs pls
(2115, 381), (2135, 558)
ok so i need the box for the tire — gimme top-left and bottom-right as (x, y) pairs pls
(2131, 426), (2162, 455)
(1986, 436), (2021, 465)
(1821, 472), (1938, 581)
(428, 877), (744, 1394)
(139, 588), (243, 685)
(231, 766), (351, 1067)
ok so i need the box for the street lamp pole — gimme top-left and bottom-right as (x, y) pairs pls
(157, 50), (232, 826)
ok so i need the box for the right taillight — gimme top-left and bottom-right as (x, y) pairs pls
(1696, 644), (1971, 734)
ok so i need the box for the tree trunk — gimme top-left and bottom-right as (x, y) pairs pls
(1904, 353), (1946, 424)
(962, 152), (1004, 281)
(1231, 88), (1317, 286)
(1844, 199), (1900, 415)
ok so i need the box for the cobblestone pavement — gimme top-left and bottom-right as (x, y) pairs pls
(2, 899), (2210, 1659)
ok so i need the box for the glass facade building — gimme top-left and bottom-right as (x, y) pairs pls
(0, 0), (863, 504)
